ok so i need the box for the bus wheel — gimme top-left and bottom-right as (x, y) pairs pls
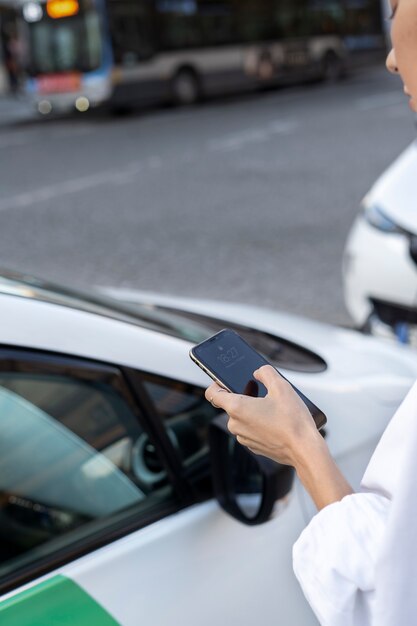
(321, 51), (344, 82)
(171, 69), (200, 106)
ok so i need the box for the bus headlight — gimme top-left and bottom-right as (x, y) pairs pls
(38, 100), (52, 114)
(75, 97), (90, 112)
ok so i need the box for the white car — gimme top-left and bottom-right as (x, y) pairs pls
(343, 140), (417, 345)
(0, 269), (416, 626)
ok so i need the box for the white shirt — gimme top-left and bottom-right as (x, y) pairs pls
(292, 380), (417, 626)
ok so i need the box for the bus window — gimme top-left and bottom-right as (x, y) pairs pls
(158, 9), (201, 50)
(198, 1), (234, 46)
(108, 0), (155, 63)
(55, 27), (76, 69)
(273, 1), (297, 38)
(84, 12), (102, 68)
(235, 0), (280, 42)
(32, 24), (54, 73)
(27, 12), (102, 75)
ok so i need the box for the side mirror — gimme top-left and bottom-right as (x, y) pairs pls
(209, 414), (294, 525)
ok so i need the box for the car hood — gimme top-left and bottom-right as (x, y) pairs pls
(101, 288), (417, 461)
(101, 287), (417, 405)
(367, 140), (417, 234)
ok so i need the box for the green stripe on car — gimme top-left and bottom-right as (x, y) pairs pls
(0, 574), (120, 625)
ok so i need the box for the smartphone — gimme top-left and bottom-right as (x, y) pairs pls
(189, 328), (326, 430)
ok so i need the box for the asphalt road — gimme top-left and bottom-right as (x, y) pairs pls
(0, 65), (415, 326)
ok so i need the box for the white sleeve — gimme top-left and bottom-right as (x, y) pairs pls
(292, 492), (390, 626)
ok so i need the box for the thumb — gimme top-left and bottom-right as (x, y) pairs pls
(253, 364), (283, 392)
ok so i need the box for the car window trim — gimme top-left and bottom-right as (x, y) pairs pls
(121, 366), (196, 503)
(121, 366), (226, 500)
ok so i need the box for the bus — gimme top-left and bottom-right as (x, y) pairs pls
(14, 0), (351, 114)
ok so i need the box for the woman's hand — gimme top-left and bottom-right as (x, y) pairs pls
(205, 365), (320, 466)
(205, 365), (353, 510)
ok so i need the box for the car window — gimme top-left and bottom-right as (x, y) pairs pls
(141, 373), (220, 470)
(0, 368), (175, 582)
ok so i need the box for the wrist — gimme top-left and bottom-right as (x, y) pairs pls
(291, 427), (328, 476)
(291, 430), (353, 510)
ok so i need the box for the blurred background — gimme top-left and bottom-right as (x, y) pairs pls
(0, 0), (414, 327)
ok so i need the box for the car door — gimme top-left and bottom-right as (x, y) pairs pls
(0, 348), (316, 626)
(0, 347), (187, 621)
(88, 368), (317, 626)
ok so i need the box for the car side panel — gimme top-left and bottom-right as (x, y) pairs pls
(0, 499), (318, 626)
(66, 499), (318, 626)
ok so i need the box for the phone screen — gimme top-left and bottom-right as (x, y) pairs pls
(191, 329), (269, 397)
(190, 328), (327, 429)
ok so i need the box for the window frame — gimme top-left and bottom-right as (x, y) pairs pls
(124, 367), (220, 498)
(0, 344), (197, 595)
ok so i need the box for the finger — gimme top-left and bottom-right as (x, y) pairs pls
(253, 364), (285, 391)
(205, 384), (233, 410)
(207, 387), (247, 415)
(205, 382), (223, 402)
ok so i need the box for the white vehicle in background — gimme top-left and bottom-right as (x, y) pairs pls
(0, 269), (416, 626)
(343, 140), (417, 346)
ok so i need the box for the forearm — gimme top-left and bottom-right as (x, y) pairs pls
(293, 433), (354, 510)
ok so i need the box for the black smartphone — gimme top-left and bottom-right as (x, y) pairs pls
(189, 328), (326, 430)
